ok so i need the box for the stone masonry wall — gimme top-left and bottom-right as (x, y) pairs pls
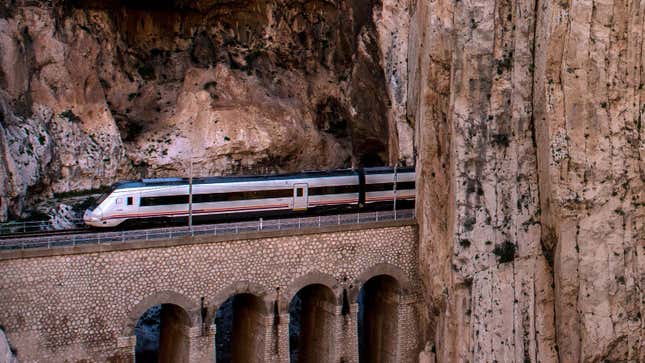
(0, 223), (420, 362)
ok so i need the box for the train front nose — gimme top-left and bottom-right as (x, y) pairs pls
(83, 209), (101, 226)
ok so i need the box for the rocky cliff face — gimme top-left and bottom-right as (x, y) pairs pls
(1, 0), (642, 362)
(410, 0), (643, 362)
(0, 0), (413, 220)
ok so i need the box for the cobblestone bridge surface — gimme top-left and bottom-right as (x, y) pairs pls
(0, 220), (421, 362)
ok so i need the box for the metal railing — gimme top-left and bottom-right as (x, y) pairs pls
(0, 218), (86, 235)
(0, 209), (415, 251)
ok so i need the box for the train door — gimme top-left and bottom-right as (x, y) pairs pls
(293, 183), (308, 211)
(114, 194), (138, 214)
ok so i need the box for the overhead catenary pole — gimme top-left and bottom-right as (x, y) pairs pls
(189, 157), (193, 231)
(393, 164), (397, 220)
(188, 118), (194, 232)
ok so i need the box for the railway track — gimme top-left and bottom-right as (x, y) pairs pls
(0, 228), (91, 240)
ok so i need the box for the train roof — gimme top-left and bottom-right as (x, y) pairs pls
(112, 169), (354, 190)
(110, 166), (415, 190)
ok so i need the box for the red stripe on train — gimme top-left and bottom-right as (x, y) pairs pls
(106, 203), (290, 220)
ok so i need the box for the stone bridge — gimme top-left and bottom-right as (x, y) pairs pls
(0, 220), (421, 362)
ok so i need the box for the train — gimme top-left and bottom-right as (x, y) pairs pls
(83, 166), (415, 227)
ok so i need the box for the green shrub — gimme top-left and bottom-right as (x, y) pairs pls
(493, 241), (516, 263)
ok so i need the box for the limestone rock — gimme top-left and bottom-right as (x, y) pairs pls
(409, 0), (643, 361)
(46, 203), (77, 230)
(0, 0), (413, 219)
(0, 0), (641, 362)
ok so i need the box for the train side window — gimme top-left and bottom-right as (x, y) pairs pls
(115, 198), (122, 205)
(296, 188), (303, 197)
(127, 196), (133, 206)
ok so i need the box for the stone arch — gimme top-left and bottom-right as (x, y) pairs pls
(287, 278), (339, 363)
(211, 282), (273, 363)
(284, 271), (341, 311)
(349, 263), (410, 302)
(209, 281), (273, 319)
(357, 274), (401, 363)
(122, 290), (200, 336)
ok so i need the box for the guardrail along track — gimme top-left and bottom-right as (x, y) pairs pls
(0, 219), (85, 236)
(0, 209), (415, 251)
(0, 228), (90, 240)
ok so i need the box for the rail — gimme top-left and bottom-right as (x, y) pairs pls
(0, 209), (415, 251)
(0, 218), (86, 235)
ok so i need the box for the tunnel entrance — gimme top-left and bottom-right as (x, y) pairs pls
(358, 275), (400, 363)
(289, 284), (336, 362)
(134, 303), (190, 363)
(214, 293), (266, 363)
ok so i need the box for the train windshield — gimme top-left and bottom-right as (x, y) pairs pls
(88, 190), (112, 210)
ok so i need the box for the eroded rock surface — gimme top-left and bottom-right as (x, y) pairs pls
(409, 0), (643, 362)
(0, 0), (642, 362)
(0, 0), (413, 220)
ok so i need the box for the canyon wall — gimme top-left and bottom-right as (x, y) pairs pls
(409, 0), (643, 362)
(0, 0), (413, 220)
(0, 0), (643, 362)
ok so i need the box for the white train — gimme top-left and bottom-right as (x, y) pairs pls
(83, 167), (415, 227)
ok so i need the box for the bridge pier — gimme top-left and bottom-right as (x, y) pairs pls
(213, 293), (269, 362)
(331, 304), (345, 362)
(188, 325), (215, 363)
(276, 311), (291, 363)
(290, 284), (338, 362)
(398, 295), (420, 362)
(262, 312), (276, 361)
(158, 305), (192, 363)
(343, 303), (360, 363)
(115, 336), (136, 362)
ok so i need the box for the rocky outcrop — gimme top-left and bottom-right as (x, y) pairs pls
(0, 0), (413, 220)
(409, 0), (643, 362)
(46, 203), (77, 229)
(534, 1), (644, 361)
(1, 0), (642, 361)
